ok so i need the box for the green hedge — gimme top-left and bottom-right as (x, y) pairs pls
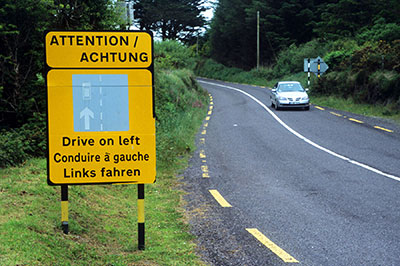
(0, 113), (46, 167)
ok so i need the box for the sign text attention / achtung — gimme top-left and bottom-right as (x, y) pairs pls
(45, 31), (152, 68)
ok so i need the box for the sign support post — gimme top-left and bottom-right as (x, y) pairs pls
(317, 58), (321, 78)
(138, 184), (145, 250)
(61, 185), (69, 234)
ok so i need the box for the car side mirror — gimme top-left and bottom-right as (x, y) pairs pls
(272, 88), (277, 93)
(305, 88), (309, 92)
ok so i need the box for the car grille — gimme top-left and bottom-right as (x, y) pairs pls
(288, 97), (301, 101)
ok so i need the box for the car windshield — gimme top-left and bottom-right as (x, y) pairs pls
(278, 83), (304, 92)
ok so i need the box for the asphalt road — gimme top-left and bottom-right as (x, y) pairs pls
(183, 78), (400, 266)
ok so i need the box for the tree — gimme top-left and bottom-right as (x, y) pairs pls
(313, 0), (397, 40)
(0, 0), (124, 128)
(52, 0), (124, 30)
(0, 0), (53, 127)
(209, 0), (254, 68)
(209, 0), (318, 69)
(134, 0), (206, 43)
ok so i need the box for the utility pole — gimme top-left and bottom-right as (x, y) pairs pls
(197, 33), (199, 55)
(257, 11), (260, 70)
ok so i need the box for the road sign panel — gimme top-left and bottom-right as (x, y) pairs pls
(45, 31), (152, 68)
(47, 69), (155, 185)
(304, 57), (329, 74)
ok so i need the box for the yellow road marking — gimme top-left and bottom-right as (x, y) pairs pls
(349, 118), (364, 124)
(199, 138), (205, 144)
(209, 190), (232, 207)
(315, 106), (325, 110)
(202, 160), (207, 163)
(209, 106), (213, 110)
(246, 228), (299, 263)
(201, 130), (207, 135)
(201, 165), (209, 178)
(199, 150), (206, 158)
(374, 126), (393, 133)
(208, 110), (212, 115)
(210, 101), (214, 105)
(206, 116), (210, 121)
(330, 111), (342, 117)
(204, 122), (208, 127)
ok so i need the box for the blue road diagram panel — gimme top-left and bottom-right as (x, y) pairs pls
(72, 74), (129, 132)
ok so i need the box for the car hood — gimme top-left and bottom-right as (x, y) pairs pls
(277, 91), (308, 98)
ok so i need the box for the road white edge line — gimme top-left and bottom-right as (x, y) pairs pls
(198, 80), (400, 182)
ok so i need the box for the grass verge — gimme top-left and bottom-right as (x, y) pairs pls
(310, 95), (400, 124)
(0, 159), (204, 265)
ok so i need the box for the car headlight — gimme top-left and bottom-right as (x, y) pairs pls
(278, 96), (287, 101)
(302, 96), (309, 100)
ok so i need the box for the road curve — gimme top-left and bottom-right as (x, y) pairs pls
(183, 78), (400, 266)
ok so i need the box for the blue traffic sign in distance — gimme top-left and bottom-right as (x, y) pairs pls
(304, 57), (329, 75)
(72, 74), (129, 132)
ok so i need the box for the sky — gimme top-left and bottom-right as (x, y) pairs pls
(202, 0), (216, 21)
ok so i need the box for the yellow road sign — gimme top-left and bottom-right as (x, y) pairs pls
(45, 31), (152, 68)
(47, 69), (155, 185)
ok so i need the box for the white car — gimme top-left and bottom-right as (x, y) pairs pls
(270, 81), (310, 110)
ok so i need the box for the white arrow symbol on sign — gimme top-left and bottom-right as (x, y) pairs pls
(80, 107), (94, 130)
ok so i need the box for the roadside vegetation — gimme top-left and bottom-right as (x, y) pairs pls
(195, 0), (400, 123)
(195, 42), (400, 123)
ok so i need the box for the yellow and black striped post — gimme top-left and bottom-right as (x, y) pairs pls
(138, 184), (145, 250)
(317, 58), (321, 78)
(61, 185), (69, 234)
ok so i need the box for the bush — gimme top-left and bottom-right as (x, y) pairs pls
(154, 40), (197, 70)
(0, 113), (46, 167)
(273, 40), (329, 77)
(324, 50), (353, 71)
(357, 18), (400, 43)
